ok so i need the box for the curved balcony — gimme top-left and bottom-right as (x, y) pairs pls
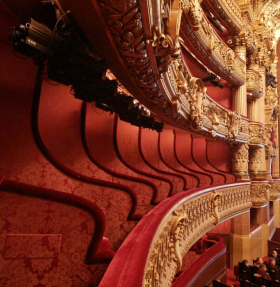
(63, 0), (249, 144)
(99, 182), (251, 287)
(172, 235), (226, 286)
(247, 69), (263, 101)
(248, 122), (266, 147)
(202, 0), (242, 35)
(180, 1), (246, 86)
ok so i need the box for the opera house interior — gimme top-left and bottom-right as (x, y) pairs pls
(2, 0), (280, 286)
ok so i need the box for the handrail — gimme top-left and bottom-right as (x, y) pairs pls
(99, 181), (251, 287)
(0, 178), (115, 264)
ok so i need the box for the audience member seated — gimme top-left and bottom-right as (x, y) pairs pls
(267, 257), (280, 280)
(270, 249), (280, 267)
(239, 260), (254, 282)
(253, 257), (263, 267)
(255, 264), (272, 280)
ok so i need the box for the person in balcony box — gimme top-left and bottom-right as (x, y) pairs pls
(267, 257), (280, 280)
(253, 257), (264, 268)
(255, 264), (272, 280)
(270, 249), (280, 267)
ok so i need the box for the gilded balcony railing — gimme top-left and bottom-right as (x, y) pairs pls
(248, 122), (266, 147)
(99, 182), (251, 287)
(180, 0), (246, 86)
(66, 0), (250, 143)
(247, 70), (263, 101)
(202, 0), (242, 35)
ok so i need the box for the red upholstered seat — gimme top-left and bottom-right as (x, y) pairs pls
(234, 264), (239, 280)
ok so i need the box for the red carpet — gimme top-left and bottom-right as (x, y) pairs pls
(227, 268), (238, 286)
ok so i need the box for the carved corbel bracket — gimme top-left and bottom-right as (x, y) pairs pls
(265, 86), (278, 109)
(248, 122), (266, 148)
(250, 180), (270, 207)
(171, 210), (186, 273)
(212, 191), (221, 225)
(148, 1), (183, 74)
(246, 69), (263, 101)
(189, 77), (206, 131)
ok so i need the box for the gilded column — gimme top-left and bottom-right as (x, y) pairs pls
(230, 144), (249, 180)
(247, 53), (267, 179)
(231, 34), (247, 117)
(230, 33), (249, 180)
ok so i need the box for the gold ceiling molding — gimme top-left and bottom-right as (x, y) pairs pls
(143, 183), (251, 287)
(97, 0), (249, 143)
(246, 69), (263, 100)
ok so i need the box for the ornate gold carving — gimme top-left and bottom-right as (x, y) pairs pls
(204, 0), (242, 35)
(227, 33), (247, 54)
(150, 1), (182, 73)
(269, 179), (280, 201)
(97, 0), (250, 142)
(189, 78), (206, 131)
(246, 69), (263, 100)
(250, 181), (270, 207)
(231, 144), (249, 172)
(249, 148), (263, 171)
(143, 184), (252, 287)
(212, 191), (221, 225)
(249, 122), (266, 147)
(265, 86), (278, 109)
(248, 50), (266, 70)
(180, 1), (246, 86)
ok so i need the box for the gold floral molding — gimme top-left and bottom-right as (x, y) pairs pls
(249, 147), (263, 173)
(248, 122), (266, 147)
(143, 183), (251, 287)
(269, 179), (280, 201)
(247, 69), (263, 101)
(250, 180), (270, 207)
(187, 78), (249, 142)
(231, 144), (249, 174)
